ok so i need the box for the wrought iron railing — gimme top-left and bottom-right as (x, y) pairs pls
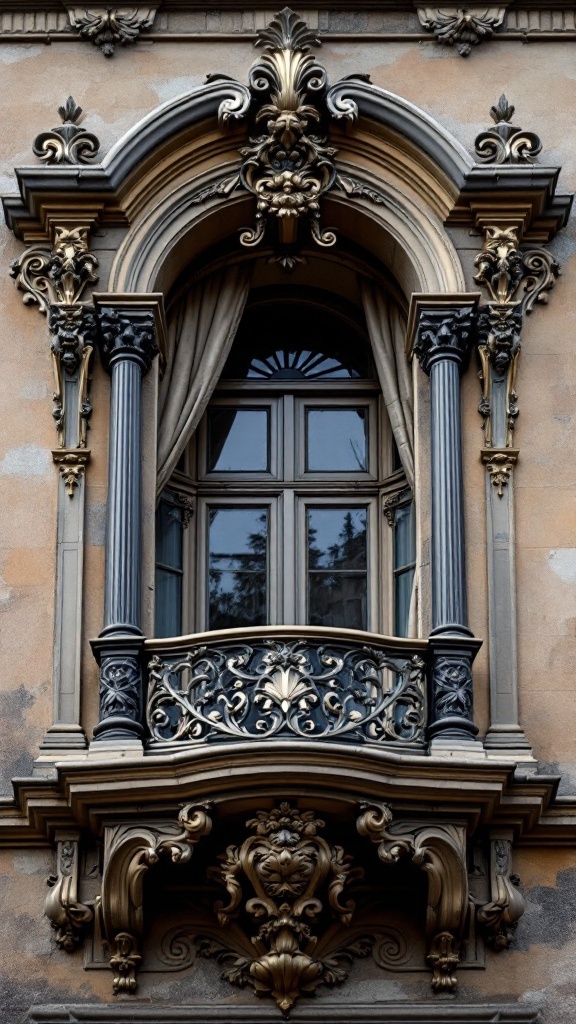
(145, 626), (428, 750)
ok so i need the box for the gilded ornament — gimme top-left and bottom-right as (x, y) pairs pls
(474, 95), (542, 164)
(201, 802), (364, 1013)
(52, 449), (91, 498)
(33, 96), (100, 165)
(10, 227), (99, 314)
(482, 449), (518, 497)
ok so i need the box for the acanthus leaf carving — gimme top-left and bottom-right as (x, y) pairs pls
(474, 225), (561, 449)
(201, 802), (365, 1013)
(474, 95), (542, 164)
(66, 6), (158, 56)
(97, 308), (158, 374)
(10, 227), (99, 314)
(416, 6), (507, 57)
(357, 802), (469, 993)
(33, 96), (100, 164)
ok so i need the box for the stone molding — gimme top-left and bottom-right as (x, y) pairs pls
(24, 1008), (543, 1024)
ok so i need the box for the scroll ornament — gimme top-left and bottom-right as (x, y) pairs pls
(66, 6), (158, 56)
(357, 802), (469, 992)
(416, 6), (507, 57)
(476, 837), (525, 950)
(45, 837), (93, 952)
(33, 96), (100, 165)
(474, 95), (542, 164)
(200, 803), (365, 1013)
(474, 224), (560, 464)
(10, 226), (99, 314)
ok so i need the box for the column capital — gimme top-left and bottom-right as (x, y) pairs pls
(406, 293), (481, 376)
(93, 293), (166, 375)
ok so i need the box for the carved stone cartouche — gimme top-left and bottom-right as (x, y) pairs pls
(201, 802), (364, 1013)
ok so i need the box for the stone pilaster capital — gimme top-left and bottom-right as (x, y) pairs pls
(407, 293), (481, 377)
(94, 292), (166, 375)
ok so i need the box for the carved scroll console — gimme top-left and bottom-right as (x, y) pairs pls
(47, 801), (525, 1010)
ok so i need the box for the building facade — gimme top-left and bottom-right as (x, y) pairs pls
(1, 2), (576, 1022)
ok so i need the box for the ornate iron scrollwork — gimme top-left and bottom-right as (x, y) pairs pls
(147, 637), (426, 747)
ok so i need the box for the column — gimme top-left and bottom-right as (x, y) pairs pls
(411, 295), (482, 746)
(91, 300), (159, 743)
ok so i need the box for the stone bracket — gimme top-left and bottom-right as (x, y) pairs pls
(44, 831), (93, 951)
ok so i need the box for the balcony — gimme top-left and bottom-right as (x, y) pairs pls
(145, 626), (428, 751)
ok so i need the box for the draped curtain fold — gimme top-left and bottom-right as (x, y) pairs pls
(360, 278), (414, 490)
(156, 265), (251, 494)
(360, 279), (417, 637)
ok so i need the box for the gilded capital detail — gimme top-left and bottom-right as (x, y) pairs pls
(10, 226), (99, 314)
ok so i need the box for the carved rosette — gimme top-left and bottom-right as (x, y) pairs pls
(357, 803), (468, 992)
(66, 6), (158, 56)
(44, 835), (93, 952)
(416, 6), (507, 57)
(474, 95), (542, 164)
(201, 802), (364, 1013)
(33, 96), (100, 165)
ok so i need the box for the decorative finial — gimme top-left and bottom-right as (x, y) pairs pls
(32, 97), (100, 165)
(474, 95), (542, 164)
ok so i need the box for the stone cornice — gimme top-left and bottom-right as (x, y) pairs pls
(0, 743), (575, 847)
(3, 0), (574, 9)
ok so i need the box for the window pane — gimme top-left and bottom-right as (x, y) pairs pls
(395, 569), (414, 637)
(155, 568), (183, 638)
(308, 573), (367, 630)
(306, 408), (368, 472)
(394, 502), (415, 570)
(208, 408), (269, 472)
(307, 507), (368, 629)
(156, 496), (183, 571)
(307, 508), (367, 570)
(208, 507), (268, 629)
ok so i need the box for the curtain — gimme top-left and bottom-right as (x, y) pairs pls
(360, 279), (417, 637)
(360, 279), (414, 490)
(157, 265), (251, 494)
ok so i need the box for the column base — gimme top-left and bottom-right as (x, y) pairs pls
(39, 723), (88, 751)
(87, 738), (144, 760)
(429, 736), (487, 760)
(484, 724), (537, 766)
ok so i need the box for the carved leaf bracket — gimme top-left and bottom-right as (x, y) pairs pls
(44, 833), (93, 951)
(416, 6), (508, 57)
(476, 833), (525, 950)
(65, 6), (158, 56)
(357, 802), (469, 992)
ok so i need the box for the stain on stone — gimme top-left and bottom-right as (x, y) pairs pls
(514, 866), (576, 951)
(0, 686), (35, 721)
(0, 444), (50, 478)
(0, 577), (14, 611)
(548, 548), (576, 583)
(86, 501), (107, 547)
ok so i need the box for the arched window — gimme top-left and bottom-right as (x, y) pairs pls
(155, 292), (414, 638)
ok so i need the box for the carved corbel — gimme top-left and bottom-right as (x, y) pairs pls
(416, 6), (507, 57)
(383, 486), (412, 528)
(476, 833), (525, 949)
(473, 223), (560, 450)
(45, 833), (93, 951)
(33, 96), (100, 165)
(52, 448), (91, 497)
(100, 804), (212, 993)
(481, 449), (518, 497)
(357, 803), (468, 992)
(65, 6), (158, 56)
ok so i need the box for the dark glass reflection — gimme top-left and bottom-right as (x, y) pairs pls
(208, 408), (269, 472)
(394, 501), (416, 637)
(306, 408), (368, 472)
(208, 507), (268, 629)
(155, 495), (183, 637)
(307, 507), (367, 629)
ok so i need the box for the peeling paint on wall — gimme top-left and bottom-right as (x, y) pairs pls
(548, 549), (576, 583)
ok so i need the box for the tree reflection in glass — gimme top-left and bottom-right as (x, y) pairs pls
(208, 507), (268, 629)
(307, 507), (367, 630)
